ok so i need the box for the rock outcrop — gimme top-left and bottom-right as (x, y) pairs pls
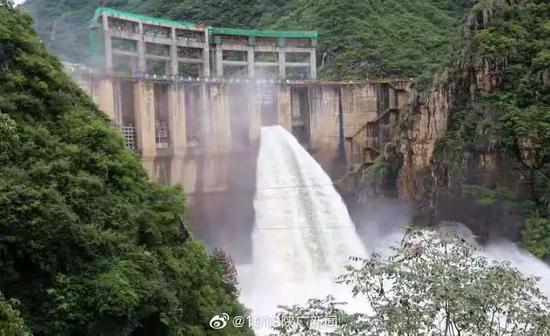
(396, 0), (524, 222)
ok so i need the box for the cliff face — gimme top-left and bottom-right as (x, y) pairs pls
(396, 0), (550, 242)
(398, 63), (502, 200)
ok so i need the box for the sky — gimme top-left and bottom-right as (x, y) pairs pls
(14, 0), (25, 5)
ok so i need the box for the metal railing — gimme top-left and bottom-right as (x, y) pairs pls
(155, 126), (169, 148)
(122, 125), (137, 150)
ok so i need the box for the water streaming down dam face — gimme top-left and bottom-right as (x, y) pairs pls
(238, 125), (367, 325)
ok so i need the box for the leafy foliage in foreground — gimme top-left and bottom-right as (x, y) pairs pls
(0, 3), (251, 335)
(22, 0), (472, 78)
(0, 293), (29, 336)
(273, 230), (550, 336)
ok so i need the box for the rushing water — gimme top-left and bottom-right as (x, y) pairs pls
(238, 126), (367, 332)
(238, 126), (550, 335)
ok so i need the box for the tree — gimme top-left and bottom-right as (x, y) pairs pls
(273, 230), (550, 335)
(213, 249), (240, 295)
(0, 3), (252, 335)
(0, 293), (30, 336)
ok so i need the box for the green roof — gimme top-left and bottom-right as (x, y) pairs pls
(208, 27), (317, 40)
(92, 7), (317, 40)
(93, 7), (195, 28)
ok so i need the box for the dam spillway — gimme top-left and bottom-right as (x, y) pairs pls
(239, 126), (367, 331)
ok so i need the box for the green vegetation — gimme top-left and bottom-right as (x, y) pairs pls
(23, 0), (472, 79)
(424, 0), (549, 256)
(274, 230), (550, 335)
(0, 293), (30, 336)
(0, 3), (251, 335)
(362, 156), (401, 196)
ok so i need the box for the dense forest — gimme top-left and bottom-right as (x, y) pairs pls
(23, 0), (473, 78)
(0, 2), (252, 335)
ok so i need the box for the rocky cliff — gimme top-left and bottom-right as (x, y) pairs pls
(397, 0), (549, 248)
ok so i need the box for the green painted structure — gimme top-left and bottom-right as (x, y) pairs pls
(90, 7), (318, 79)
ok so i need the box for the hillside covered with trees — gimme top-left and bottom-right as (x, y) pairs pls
(23, 0), (473, 79)
(0, 2), (251, 335)
(389, 0), (550, 258)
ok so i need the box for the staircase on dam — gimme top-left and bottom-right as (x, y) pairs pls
(338, 81), (410, 194)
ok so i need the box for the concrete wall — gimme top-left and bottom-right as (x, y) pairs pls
(74, 73), (409, 262)
(77, 75), (410, 183)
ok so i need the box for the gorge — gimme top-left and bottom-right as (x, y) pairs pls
(0, 0), (549, 335)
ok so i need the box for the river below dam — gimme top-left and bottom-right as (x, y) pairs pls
(238, 126), (550, 335)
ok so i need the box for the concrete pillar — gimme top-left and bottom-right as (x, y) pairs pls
(249, 90), (262, 143)
(201, 83), (230, 193)
(310, 49), (317, 79)
(278, 85), (292, 131)
(278, 50), (286, 79)
(202, 29), (211, 77)
(134, 81), (157, 157)
(168, 83), (187, 155)
(97, 78), (115, 121)
(215, 44), (223, 78)
(112, 80), (123, 125)
(204, 84), (231, 152)
(102, 15), (113, 72)
(137, 22), (146, 73)
(247, 47), (255, 78)
(170, 28), (178, 75)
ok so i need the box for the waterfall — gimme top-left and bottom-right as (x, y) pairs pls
(238, 126), (367, 331)
(237, 126), (550, 335)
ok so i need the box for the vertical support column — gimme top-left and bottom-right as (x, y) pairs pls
(134, 81), (157, 158)
(278, 50), (286, 79)
(278, 85), (292, 130)
(201, 82), (211, 147)
(113, 80), (123, 125)
(338, 86), (345, 160)
(168, 82), (187, 156)
(247, 47), (255, 78)
(248, 87), (262, 143)
(137, 22), (146, 73)
(102, 14), (113, 72)
(202, 29), (211, 77)
(202, 83), (230, 193)
(170, 28), (178, 75)
(97, 78), (115, 121)
(309, 49), (317, 80)
(215, 44), (223, 78)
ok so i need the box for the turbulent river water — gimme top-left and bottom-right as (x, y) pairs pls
(238, 125), (550, 335)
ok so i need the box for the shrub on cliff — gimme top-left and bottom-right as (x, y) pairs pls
(0, 3), (251, 335)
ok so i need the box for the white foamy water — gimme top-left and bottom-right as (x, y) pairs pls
(486, 241), (550, 298)
(442, 222), (550, 298)
(238, 126), (550, 335)
(238, 126), (367, 333)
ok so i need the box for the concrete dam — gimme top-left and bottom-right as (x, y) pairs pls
(71, 8), (412, 262)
